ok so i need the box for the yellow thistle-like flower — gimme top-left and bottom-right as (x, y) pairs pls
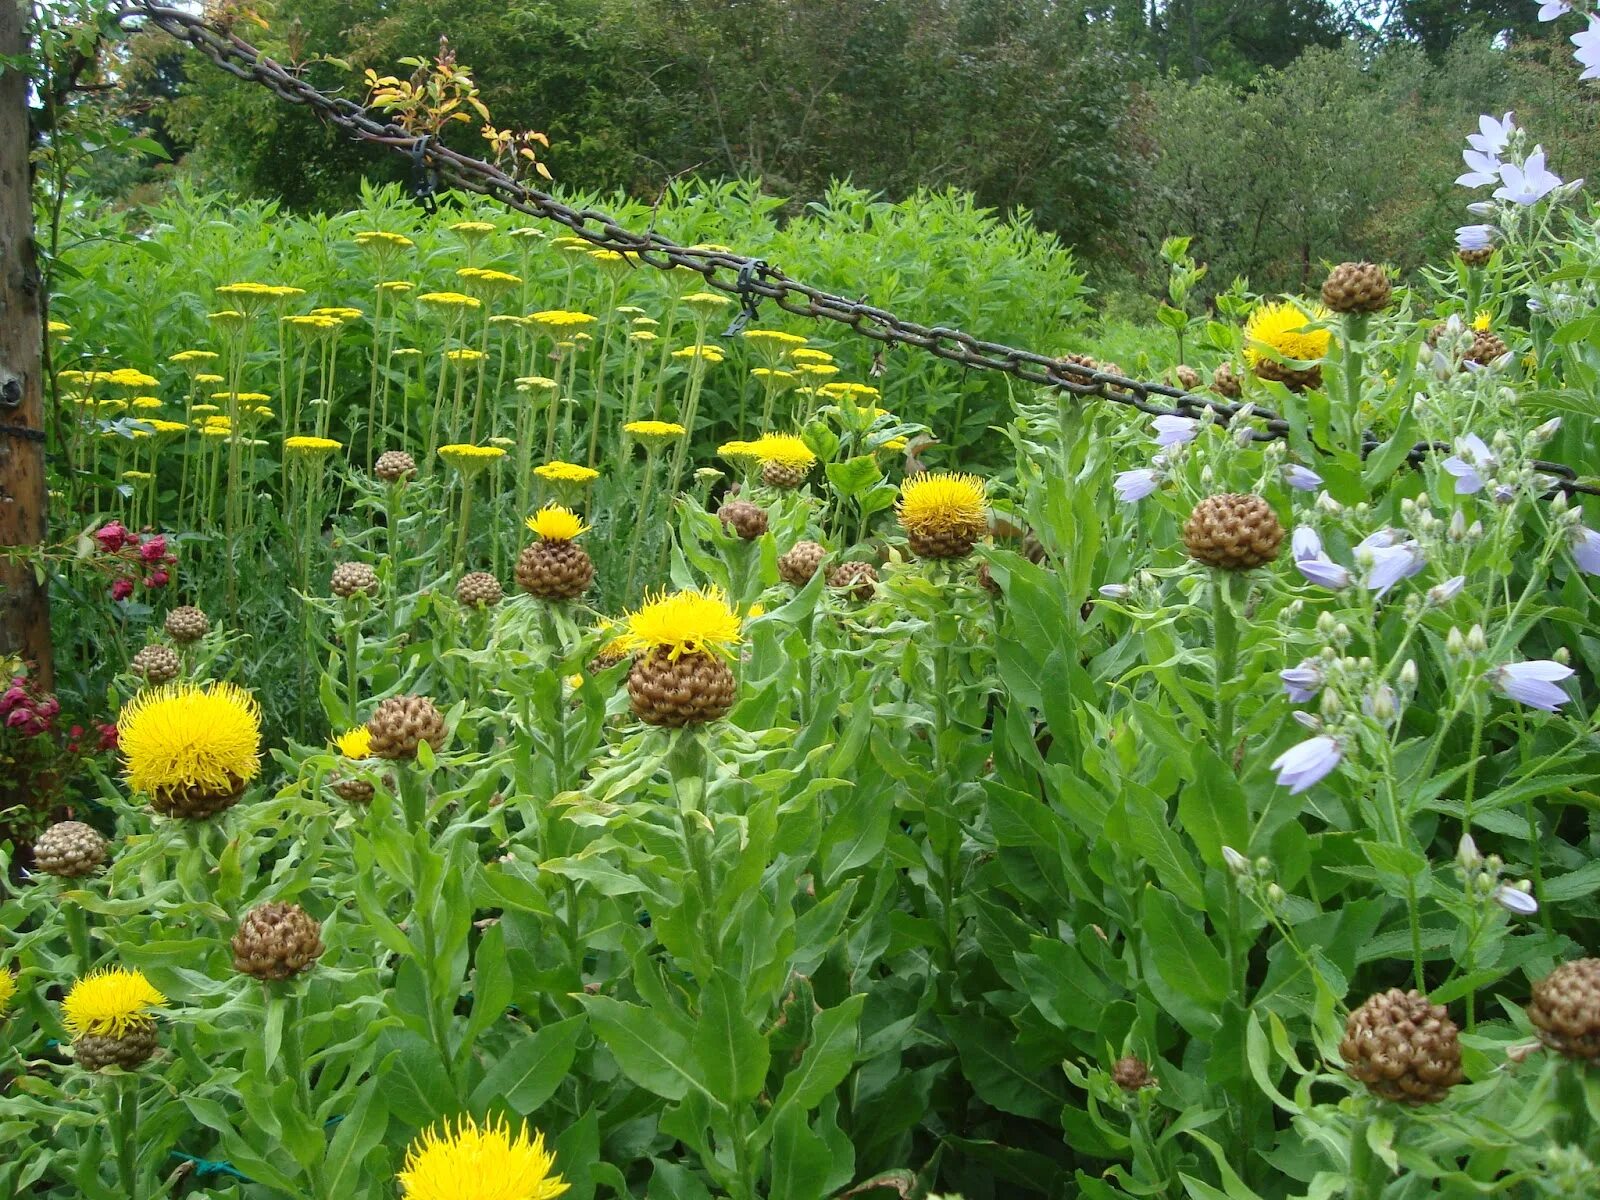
(490, 315), (529, 329)
(882, 436), (909, 453)
(681, 291), (732, 309)
(449, 220), (497, 237)
(526, 503), (590, 541)
(418, 292), (484, 312)
(516, 376), (559, 393)
(61, 968), (166, 1038)
(354, 230), (415, 250)
(445, 348), (488, 364)
(281, 315), (342, 333)
(489, 436), (516, 449)
(534, 461), (599, 484)
(119, 681), (263, 799)
(750, 433), (817, 470)
(529, 310), (598, 330)
(1472, 309), (1493, 331)
(57, 369), (103, 386)
(191, 404), (221, 415)
(742, 329), (807, 349)
(398, 1115), (569, 1200)
(1242, 301), (1331, 367)
(0, 966), (15, 1015)
(311, 306), (364, 321)
(438, 443), (508, 472)
(284, 435), (343, 455)
(789, 348), (834, 364)
(334, 727), (372, 760)
(509, 227), (546, 241)
(623, 420), (687, 444)
(897, 473), (988, 539)
(565, 672), (586, 690)
(200, 425), (232, 440)
(214, 281), (275, 303)
(618, 587), (742, 660)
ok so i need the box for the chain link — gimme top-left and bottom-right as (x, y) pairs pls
(116, 1), (1597, 497)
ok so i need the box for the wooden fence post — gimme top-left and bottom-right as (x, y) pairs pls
(0, 0), (53, 691)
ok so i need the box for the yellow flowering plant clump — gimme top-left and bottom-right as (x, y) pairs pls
(418, 291), (484, 312)
(529, 310), (598, 330)
(167, 349), (218, 367)
(617, 586), (742, 660)
(118, 681), (263, 800)
(438, 443), (508, 472)
(534, 460), (599, 484)
(525, 503), (590, 542)
(61, 968), (166, 1039)
(672, 344), (726, 364)
(1243, 300), (1331, 367)
(623, 420), (687, 444)
(789, 347), (834, 364)
(353, 229), (415, 251)
(398, 1115), (569, 1200)
(283, 435), (344, 455)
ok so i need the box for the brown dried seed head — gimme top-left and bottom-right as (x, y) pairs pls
(514, 540), (594, 600)
(367, 694), (447, 760)
(1528, 959), (1600, 1061)
(778, 540), (829, 587)
(373, 450), (417, 482)
(1111, 1054), (1154, 1092)
(1251, 355), (1323, 393)
(164, 605), (210, 643)
(1340, 988), (1463, 1105)
(331, 776), (375, 804)
(455, 571), (504, 609)
(130, 644), (181, 686)
(627, 649), (736, 727)
(761, 461), (808, 490)
(1321, 262), (1393, 315)
(1457, 246), (1494, 268)
(1182, 494), (1284, 571)
(1211, 363), (1242, 398)
(1467, 328), (1509, 367)
(828, 561), (879, 601)
(32, 820), (108, 878)
(1174, 364), (1201, 390)
(717, 500), (769, 540)
(231, 901), (325, 981)
(330, 561), (380, 599)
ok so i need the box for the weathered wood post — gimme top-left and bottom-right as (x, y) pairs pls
(0, 0), (52, 690)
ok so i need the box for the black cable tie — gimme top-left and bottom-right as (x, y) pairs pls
(0, 423), (46, 444)
(720, 260), (768, 338)
(410, 134), (438, 214)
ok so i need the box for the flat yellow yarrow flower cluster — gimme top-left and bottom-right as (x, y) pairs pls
(534, 461), (599, 484)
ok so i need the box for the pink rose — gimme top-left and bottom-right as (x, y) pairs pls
(111, 578), (134, 601)
(95, 522), (129, 553)
(138, 535), (167, 562)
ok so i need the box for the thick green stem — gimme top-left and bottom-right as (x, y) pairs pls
(1212, 571), (1241, 766)
(276, 986), (328, 1199)
(1345, 1113), (1382, 1200)
(342, 606), (362, 726)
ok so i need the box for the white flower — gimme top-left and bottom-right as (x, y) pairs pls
(1458, 147), (1503, 190)
(1281, 464), (1323, 492)
(1574, 17), (1600, 81)
(1494, 147), (1566, 206)
(1426, 575), (1466, 606)
(1271, 735), (1342, 794)
(1570, 526), (1600, 575)
(1493, 884), (1539, 916)
(1151, 414), (1198, 448)
(1456, 223), (1497, 252)
(1113, 468), (1161, 503)
(1468, 112), (1517, 156)
(1487, 659), (1575, 712)
(1538, 1), (1572, 22)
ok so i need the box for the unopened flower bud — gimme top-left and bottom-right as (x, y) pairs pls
(1554, 646), (1571, 665)
(1466, 624), (1488, 653)
(1366, 685), (1398, 722)
(1098, 584), (1130, 601)
(1266, 883), (1286, 905)
(1427, 576), (1466, 606)
(1531, 417), (1562, 446)
(1319, 688), (1343, 718)
(1447, 626), (1466, 656)
(1467, 521), (1485, 540)
(1292, 710), (1323, 731)
(1316, 611), (1338, 636)
(1222, 846), (1251, 875)
(1457, 834), (1481, 870)
(1494, 884), (1538, 916)
(1399, 659), (1418, 689)
(1316, 491), (1343, 515)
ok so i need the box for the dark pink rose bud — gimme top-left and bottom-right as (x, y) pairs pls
(111, 578), (134, 601)
(138, 535), (167, 562)
(148, 569), (170, 588)
(6, 707), (32, 729)
(0, 685), (26, 714)
(97, 723), (119, 751)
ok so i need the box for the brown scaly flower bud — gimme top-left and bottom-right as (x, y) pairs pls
(455, 571), (503, 609)
(1174, 364), (1201, 391)
(32, 820), (108, 878)
(1467, 328), (1509, 368)
(515, 541), (594, 600)
(373, 450), (417, 483)
(130, 644), (181, 686)
(718, 500), (769, 540)
(164, 605), (210, 644)
(1111, 1054), (1155, 1092)
(1182, 494), (1284, 571)
(1340, 988), (1464, 1105)
(330, 561), (380, 599)
(1527, 959), (1600, 1061)
(761, 461), (808, 490)
(231, 901), (325, 981)
(1057, 351), (1100, 376)
(1457, 246), (1494, 268)
(75, 1023), (158, 1071)
(1211, 363), (1242, 398)
(1321, 262), (1393, 315)
(628, 650), (736, 727)
(778, 541), (828, 587)
(331, 777), (375, 804)
(588, 642), (629, 676)
(367, 694), (447, 760)
(828, 561), (879, 601)
(977, 561), (1001, 596)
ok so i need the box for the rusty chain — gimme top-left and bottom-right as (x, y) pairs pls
(115, 1), (1598, 497)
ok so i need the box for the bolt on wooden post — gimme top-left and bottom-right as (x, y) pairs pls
(0, 0), (53, 691)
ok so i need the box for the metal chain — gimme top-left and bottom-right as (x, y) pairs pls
(116, 1), (1597, 497)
